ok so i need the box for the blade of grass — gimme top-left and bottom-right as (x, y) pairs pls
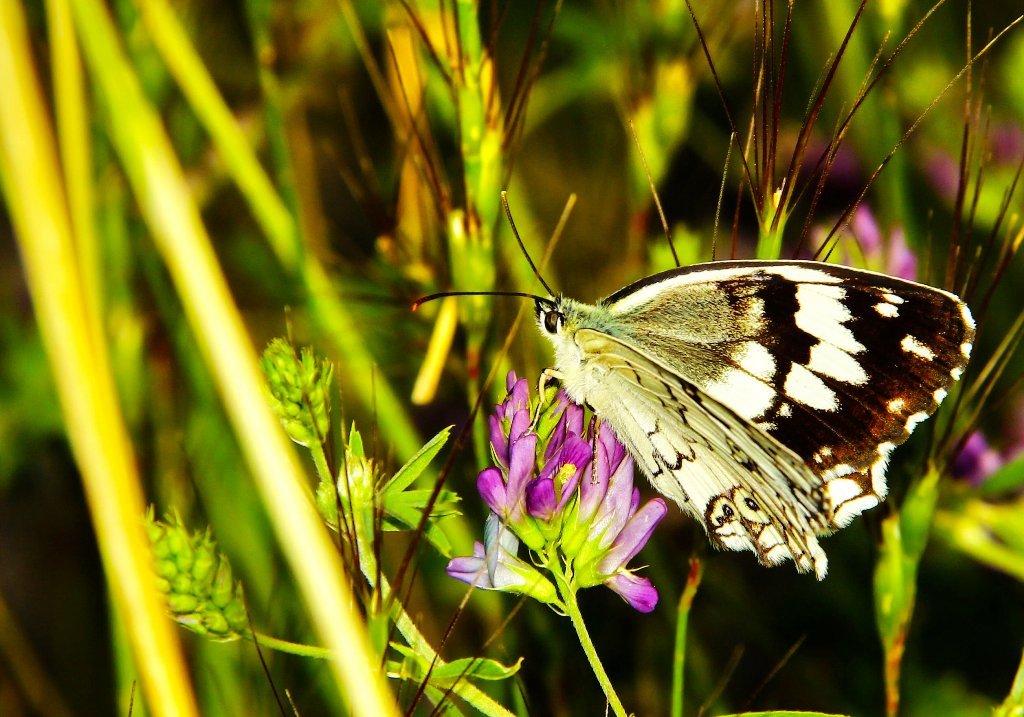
(66, 0), (400, 712)
(0, 2), (199, 714)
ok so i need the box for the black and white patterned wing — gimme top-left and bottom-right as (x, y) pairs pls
(602, 260), (975, 526)
(574, 328), (834, 578)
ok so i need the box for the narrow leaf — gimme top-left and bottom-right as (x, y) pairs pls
(382, 426), (452, 494)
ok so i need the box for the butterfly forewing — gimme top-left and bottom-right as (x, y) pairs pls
(543, 260), (974, 577)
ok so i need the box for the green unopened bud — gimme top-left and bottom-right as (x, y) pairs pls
(502, 562), (558, 605)
(337, 449), (375, 508)
(261, 338), (334, 447)
(146, 510), (249, 641)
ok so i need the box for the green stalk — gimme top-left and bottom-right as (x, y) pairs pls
(347, 495), (515, 717)
(448, 1), (502, 463)
(557, 575), (628, 717)
(874, 465), (940, 717)
(251, 632), (333, 660)
(671, 558), (703, 717)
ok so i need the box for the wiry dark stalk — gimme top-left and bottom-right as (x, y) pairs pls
(967, 155), (1024, 316)
(630, 118), (679, 266)
(748, 63), (766, 208)
(947, 30), (976, 289)
(335, 89), (390, 225)
(752, 0), (766, 202)
(794, 0), (950, 255)
(711, 132), (736, 260)
(731, 164), (744, 258)
(697, 644), (745, 717)
(482, 1), (511, 124)
(812, 16), (1024, 262)
(502, 0), (546, 129)
(247, 607), (288, 715)
(946, 309), (1024, 463)
(740, 635), (806, 712)
(339, 0), (405, 129)
(769, 0), (794, 194)
(503, 0), (564, 180)
(397, 0), (452, 85)
(684, 0), (757, 204)
(790, 40), (884, 255)
(428, 591), (531, 716)
(773, 0), (867, 234)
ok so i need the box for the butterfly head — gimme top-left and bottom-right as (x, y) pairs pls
(534, 296), (565, 335)
(534, 295), (614, 379)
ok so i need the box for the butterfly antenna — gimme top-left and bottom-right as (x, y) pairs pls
(629, 118), (679, 267)
(502, 190), (555, 296)
(411, 290), (546, 311)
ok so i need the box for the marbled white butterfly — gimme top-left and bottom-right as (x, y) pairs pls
(535, 260), (974, 579)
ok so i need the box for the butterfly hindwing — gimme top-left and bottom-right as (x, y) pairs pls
(574, 328), (831, 578)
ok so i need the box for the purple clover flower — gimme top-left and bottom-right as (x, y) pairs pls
(447, 372), (666, 613)
(445, 514), (557, 604)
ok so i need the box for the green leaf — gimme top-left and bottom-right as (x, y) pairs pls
(382, 426), (452, 495)
(899, 467), (940, 561)
(347, 423), (364, 458)
(431, 656), (523, 682)
(388, 644), (520, 686)
(386, 488), (462, 517)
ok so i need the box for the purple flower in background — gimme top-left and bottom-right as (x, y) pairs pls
(953, 431), (1006, 486)
(447, 372), (666, 613)
(852, 205), (883, 256)
(849, 205), (917, 280)
(991, 122), (1023, 165)
(924, 150), (960, 201)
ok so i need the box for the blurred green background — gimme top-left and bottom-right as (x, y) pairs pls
(0, 0), (1023, 715)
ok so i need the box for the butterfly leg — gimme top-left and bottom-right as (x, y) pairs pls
(538, 367), (564, 397)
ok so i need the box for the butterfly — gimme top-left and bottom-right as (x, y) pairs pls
(534, 260), (975, 578)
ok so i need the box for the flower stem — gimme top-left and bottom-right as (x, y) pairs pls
(671, 558), (703, 717)
(559, 579), (628, 717)
(350, 504), (515, 716)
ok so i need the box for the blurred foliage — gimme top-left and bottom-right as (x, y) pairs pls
(0, 0), (1023, 715)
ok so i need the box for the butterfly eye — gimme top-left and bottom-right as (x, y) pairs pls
(543, 310), (563, 334)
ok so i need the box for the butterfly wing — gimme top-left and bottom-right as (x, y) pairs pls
(602, 260), (974, 525)
(574, 327), (834, 578)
